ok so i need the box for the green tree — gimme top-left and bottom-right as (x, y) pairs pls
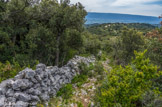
(0, 0), (37, 62)
(121, 27), (145, 64)
(0, 0), (86, 66)
(49, 0), (87, 66)
(111, 27), (145, 65)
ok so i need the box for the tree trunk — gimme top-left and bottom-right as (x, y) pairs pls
(55, 35), (61, 66)
(12, 35), (17, 56)
(61, 52), (66, 66)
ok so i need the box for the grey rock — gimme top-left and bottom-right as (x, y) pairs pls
(12, 79), (31, 90)
(6, 97), (16, 103)
(51, 66), (58, 74)
(15, 101), (29, 107)
(33, 83), (41, 89)
(46, 80), (51, 86)
(0, 79), (11, 95)
(35, 68), (44, 78)
(29, 101), (38, 106)
(30, 95), (40, 102)
(0, 88), (6, 95)
(54, 75), (60, 81)
(26, 88), (41, 96)
(0, 96), (5, 107)
(50, 88), (56, 96)
(15, 71), (25, 79)
(35, 75), (42, 82)
(6, 89), (14, 97)
(40, 81), (47, 88)
(25, 68), (35, 79)
(14, 93), (30, 102)
(35, 68), (42, 74)
(30, 77), (38, 84)
(59, 79), (64, 85)
(40, 93), (49, 101)
(49, 75), (55, 83)
(36, 63), (46, 70)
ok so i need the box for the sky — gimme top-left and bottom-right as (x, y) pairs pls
(70, 0), (162, 17)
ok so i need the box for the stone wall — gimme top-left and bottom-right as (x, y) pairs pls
(0, 56), (95, 107)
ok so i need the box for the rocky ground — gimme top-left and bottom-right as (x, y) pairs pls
(45, 58), (112, 107)
(48, 77), (98, 107)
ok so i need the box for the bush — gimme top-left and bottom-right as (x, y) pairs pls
(79, 62), (94, 76)
(94, 62), (104, 75)
(95, 50), (162, 107)
(71, 75), (88, 87)
(110, 27), (145, 65)
(0, 61), (24, 83)
(77, 102), (84, 107)
(56, 84), (73, 100)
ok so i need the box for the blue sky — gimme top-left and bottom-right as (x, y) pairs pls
(70, 0), (162, 17)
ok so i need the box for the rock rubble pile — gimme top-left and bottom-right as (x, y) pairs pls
(0, 56), (95, 107)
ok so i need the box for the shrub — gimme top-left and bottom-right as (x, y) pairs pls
(77, 102), (84, 107)
(71, 75), (88, 87)
(94, 62), (104, 75)
(95, 50), (162, 107)
(56, 84), (73, 100)
(0, 61), (24, 83)
(79, 62), (95, 77)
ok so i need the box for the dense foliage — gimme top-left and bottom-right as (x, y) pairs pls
(0, 61), (24, 82)
(95, 50), (162, 107)
(0, 0), (87, 66)
(56, 84), (73, 100)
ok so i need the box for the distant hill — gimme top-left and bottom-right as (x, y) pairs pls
(86, 23), (156, 36)
(86, 12), (162, 25)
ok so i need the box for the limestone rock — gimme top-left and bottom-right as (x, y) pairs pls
(25, 68), (36, 79)
(6, 89), (14, 97)
(36, 63), (46, 71)
(40, 93), (50, 101)
(0, 96), (5, 107)
(14, 92), (30, 102)
(15, 101), (29, 107)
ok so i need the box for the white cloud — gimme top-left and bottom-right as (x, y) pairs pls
(70, 0), (162, 16)
(111, 0), (160, 6)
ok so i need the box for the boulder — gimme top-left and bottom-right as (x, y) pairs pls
(29, 101), (38, 106)
(40, 93), (49, 101)
(6, 97), (16, 103)
(0, 79), (11, 95)
(15, 101), (29, 107)
(25, 68), (36, 79)
(0, 96), (6, 107)
(30, 95), (40, 102)
(26, 88), (41, 96)
(36, 63), (46, 71)
(50, 66), (58, 74)
(12, 79), (31, 90)
(30, 77), (38, 84)
(6, 89), (14, 97)
(35, 75), (42, 82)
(14, 92), (30, 102)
